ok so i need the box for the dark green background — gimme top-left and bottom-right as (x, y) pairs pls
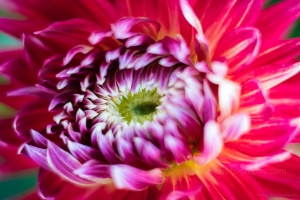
(0, 0), (299, 199)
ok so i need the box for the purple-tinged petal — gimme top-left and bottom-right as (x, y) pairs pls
(21, 144), (52, 171)
(110, 164), (163, 190)
(133, 53), (162, 70)
(133, 137), (169, 168)
(47, 141), (93, 185)
(97, 131), (122, 164)
(116, 137), (145, 167)
(125, 34), (155, 48)
(74, 160), (111, 184)
(7, 87), (54, 101)
(30, 129), (48, 148)
(162, 36), (191, 64)
(164, 131), (191, 163)
(67, 140), (103, 162)
(89, 31), (113, 45)
(49, 92), (73, 111)
(63, 45), (93, 66)
(147, 42), (168, 55)
(202, 80), (217, 122)
(194, 121), (223, 165)
(118, 50), (138, 70)
(66, 124), (82, 143)
(111, 17), (160, 40)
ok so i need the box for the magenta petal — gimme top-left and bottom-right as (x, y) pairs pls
(74, 160), (111, 183)
(49, 92), (73, 111)
(67, 140), (103, 162)
(116, 137), (145, 167)
(97, 131), (122, 164)
(63, 45), (93, 66)
(30, 129), (48, 148)
(134, 137), (169, 168)
(35, 19), (101, 48)
(202, 80), (217, 122)
(110, 164), (163, 190)
(0, 18), (45, 38)
(213, 27), (261, 73)
(253, 38), (300, 67)
(194, 0), (262, 51)
(7, 86), (54, 99)
(164, 133), (190, 164)
(47, 141), (93, 185)
(255, 0), (300, 48)
(111, 17), (160, 40)
(235, 62), (300, 90)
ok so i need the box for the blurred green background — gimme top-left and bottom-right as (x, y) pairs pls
(0, 0), (299, 199)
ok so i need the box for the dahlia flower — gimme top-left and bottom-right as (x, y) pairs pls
(1, 0), (300, 199)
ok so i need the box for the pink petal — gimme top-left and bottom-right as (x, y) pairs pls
(110, 164), (163, 190)
(253, 38), (300, 67)
(221, 113), (251, 142)
(67, 140), (103, 163)
(213, 27), (261, 73)
(193, 0), (262, 51)
(255, 0), (300, 48)
(47, 141), (93, 185)
(179, 0), (203, 34)
(111, 17), (160, 40)
(194, 121), (223, 165)
(74, 160), (111, 184)
(21, 144), (51, 171)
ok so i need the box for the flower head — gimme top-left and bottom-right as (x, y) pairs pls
(1, 0), (300, 199)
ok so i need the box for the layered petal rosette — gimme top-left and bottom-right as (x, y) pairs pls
(1, 0), (300, 199)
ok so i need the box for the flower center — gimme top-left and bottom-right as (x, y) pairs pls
(116, 88), (162, 124)
(132, 102), (158, 116)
